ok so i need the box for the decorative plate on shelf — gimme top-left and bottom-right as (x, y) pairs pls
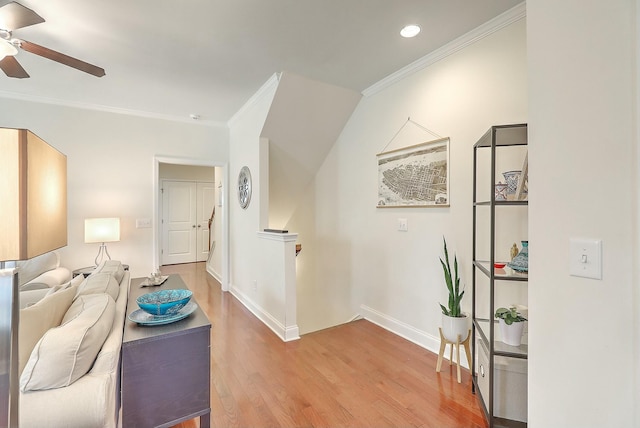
(128, 301), (197, 326)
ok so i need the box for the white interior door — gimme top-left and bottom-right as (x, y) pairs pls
(162, 181), (197, 265)
(196, 182), (215, 262)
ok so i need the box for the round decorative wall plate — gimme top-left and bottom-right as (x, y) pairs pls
(237, 166), (252, 209)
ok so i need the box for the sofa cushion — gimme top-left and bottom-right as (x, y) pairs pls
(93, 260), (125, 283)
(76, 272), (120, 301)
(20, 293), (115, 392)
(16, 252), (60, 286)
(19, 288), (50, 309)
(44, 274), (84, 297)
(19, 284), (78, 375)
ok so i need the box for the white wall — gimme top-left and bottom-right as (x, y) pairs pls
(528, 1), (637, 427)
(159, 163), (214, 181)
(262, 72), (361, 228)
(208, 166), (224, 282)
(227, 76), (285, 324)
(290, 18), (527, 338)
(0, 98), (228, 278)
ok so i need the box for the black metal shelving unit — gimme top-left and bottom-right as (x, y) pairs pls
(471, 124), (528, 428)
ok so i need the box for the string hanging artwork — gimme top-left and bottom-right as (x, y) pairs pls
(379, 117), (443, 154)
(376, 117), (450, 208)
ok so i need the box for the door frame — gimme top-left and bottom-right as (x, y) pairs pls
(153, 156), (229, 291)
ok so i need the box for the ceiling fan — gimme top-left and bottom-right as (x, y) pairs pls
(0, 1), (105, 78)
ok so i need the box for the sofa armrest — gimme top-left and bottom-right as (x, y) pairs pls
(17, 252), (60, 285)
(21, 267), (71, 291)
(19, 283), (50, 292)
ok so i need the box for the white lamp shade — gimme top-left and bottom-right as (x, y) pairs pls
(84, 218), (120, 243)
(0, 128), (67, 261)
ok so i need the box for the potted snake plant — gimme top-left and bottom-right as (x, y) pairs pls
(439, 237), (469, 343)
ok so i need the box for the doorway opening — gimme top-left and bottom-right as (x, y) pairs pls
(153, 156), (228, 291)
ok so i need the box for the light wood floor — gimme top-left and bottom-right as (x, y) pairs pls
(161, 262), (487, 428)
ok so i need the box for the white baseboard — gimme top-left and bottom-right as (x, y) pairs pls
(360, 304), (470, 369)
(229, 283), (300, 342)
(205, 265), (221, 284)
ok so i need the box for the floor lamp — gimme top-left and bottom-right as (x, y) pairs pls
(0, 128), (67, 428)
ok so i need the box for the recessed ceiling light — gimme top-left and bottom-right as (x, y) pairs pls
(400, 24), (421, 38)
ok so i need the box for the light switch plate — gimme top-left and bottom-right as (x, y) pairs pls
(569, 238), (602, 279)
(136, 218), (152, 228)
(397, 218), (408, 232)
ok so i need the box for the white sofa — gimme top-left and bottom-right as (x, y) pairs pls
(17, 251), (71, 291)
(19, 260), (130, 428)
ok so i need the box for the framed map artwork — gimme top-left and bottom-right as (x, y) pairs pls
(376, 137), (450, 208)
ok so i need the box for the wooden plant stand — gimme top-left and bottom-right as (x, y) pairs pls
(436, 328), (472, 383)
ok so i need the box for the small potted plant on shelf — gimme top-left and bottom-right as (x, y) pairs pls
(439, 237), (469, 343)
(495, 306), (527, 346)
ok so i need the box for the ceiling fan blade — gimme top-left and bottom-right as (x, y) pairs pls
(19, 40), (105, 77)
(0, 2), (44, 30)
(0, 55), (29, 78)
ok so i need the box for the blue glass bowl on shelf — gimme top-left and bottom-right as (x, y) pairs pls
(137, 289), (193, 316)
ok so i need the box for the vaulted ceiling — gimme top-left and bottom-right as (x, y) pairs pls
(0, 0), (522, 125)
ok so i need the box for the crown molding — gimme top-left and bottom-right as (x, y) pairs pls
(0, 1), (525, 129)
(0, 89), (227, 128)
(362, 1), (526, 97)
(227, 72), (281, 129)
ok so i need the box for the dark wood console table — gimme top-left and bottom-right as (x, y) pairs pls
(122, 274), (211, 427)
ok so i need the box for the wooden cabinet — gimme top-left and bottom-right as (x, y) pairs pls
(121, 275), (211, 427)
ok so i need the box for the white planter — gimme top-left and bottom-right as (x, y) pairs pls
(441, 313), (470, 343)
(498, 319), (525, 346)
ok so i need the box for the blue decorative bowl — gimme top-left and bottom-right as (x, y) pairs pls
(137, 289), (193, 316)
